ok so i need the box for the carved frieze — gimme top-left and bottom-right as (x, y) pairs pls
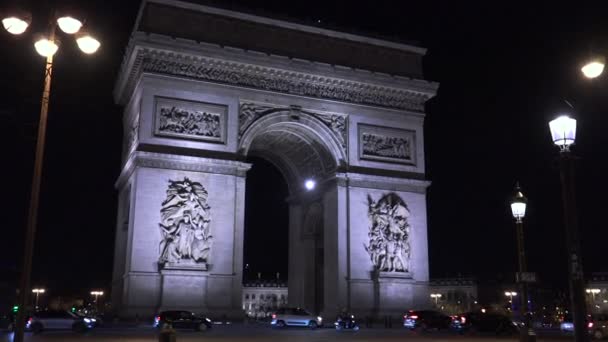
(358, 124), (415, 165)
(158, 178), (212, 270)
(154, 97), (226, 144)
(364, 193), (411, 273)
(131, 49), (432, 111)
(239, 101), (348, 151)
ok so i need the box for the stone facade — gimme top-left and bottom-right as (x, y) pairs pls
(242, 280), (288, 318)
(112, 0), (437, 318)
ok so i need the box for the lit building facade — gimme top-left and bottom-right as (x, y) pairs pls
(428, 278), (478, 315)
(242, 280), (288, 318)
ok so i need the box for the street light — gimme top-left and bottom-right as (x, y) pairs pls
(587, 289), (601, 312)
(430, 293), (442, 306)
(549, 115), (588, 342)
(304, 179), (315, 191)
(505, 291), (518, 311)
(581, 56), (605, 79)
(3, 8), (101, 342)
(509, 184), (535, 342)
(91, 291), (104, 311)
(31, 288), (45, 310)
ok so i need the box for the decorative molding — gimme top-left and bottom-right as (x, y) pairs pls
(364, 193), (412, 273)
(118, 47), (433, 112)
(333, 172), (430, 193)
(154, 96), (226, 144)
(158, 177), (213, 270)
(114, 151), (252, 189)
(239, 101), (348, 152)
(358, 124), (415, 165)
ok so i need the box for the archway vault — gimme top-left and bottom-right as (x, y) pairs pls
(239, 110), (346, 194)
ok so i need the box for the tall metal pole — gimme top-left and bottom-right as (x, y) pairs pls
(14, 25), (55, 342)
(516, 219), (534, 342)
(558, 151), (588, 342)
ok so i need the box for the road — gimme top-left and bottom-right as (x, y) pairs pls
(0, 324), (573, 342)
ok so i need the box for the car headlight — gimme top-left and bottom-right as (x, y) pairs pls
(84, 318), (91, 323)
(205, 318), (211, 323)
(317, 316), (323, 322)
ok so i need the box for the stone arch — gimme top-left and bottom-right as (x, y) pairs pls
(239, 110), (346, 193)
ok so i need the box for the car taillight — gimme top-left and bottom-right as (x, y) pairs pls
(155, 316), (160, 322)
(588, 322), (594, 328)
(27, 317), (32, 324)
(272, 314), (276, 319)
(460, 317), (466, 324)
(410, 315), (418, 319)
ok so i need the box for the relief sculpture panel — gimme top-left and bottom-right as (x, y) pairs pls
(358, 124), (415, 165)
(364, 193), (411, 273)
(154, 97), (226, 144)
(158, 177), (212, 270)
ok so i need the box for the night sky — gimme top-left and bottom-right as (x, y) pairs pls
(2, 0), (608, 299)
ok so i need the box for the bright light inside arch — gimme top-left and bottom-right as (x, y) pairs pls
(305, 179), (315, 191)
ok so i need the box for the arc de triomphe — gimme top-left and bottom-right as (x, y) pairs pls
(112, 0), (438, 318)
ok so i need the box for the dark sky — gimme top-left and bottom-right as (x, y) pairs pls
(2, 0), (608, 298)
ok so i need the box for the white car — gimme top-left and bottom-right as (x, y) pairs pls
(27, 310), (94, 333)
(271, 308), (322, 329)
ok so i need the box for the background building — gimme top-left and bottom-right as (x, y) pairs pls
(242, 277), (288, 318)
(428, 277), (477, 314)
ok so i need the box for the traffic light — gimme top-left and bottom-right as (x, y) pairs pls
(12, 305), (18, 313)
(71, 306), (76, 312)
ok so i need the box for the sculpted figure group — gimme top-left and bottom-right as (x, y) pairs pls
(158, 178), (213, 267)
(365, 193), (411, 273)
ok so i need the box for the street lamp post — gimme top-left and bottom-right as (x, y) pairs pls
(31, 288), (45, 310)
(549, 115), (588, 342)
(430, 293), (442, 306)
(91, 291), (104, 311)
(505, 291), (518, 312)
(510, 184), (535, 342)
(586, 289), (600, 312)
(3, 8), (100, 342)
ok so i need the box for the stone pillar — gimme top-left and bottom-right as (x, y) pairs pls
(113, 152), (250, 318)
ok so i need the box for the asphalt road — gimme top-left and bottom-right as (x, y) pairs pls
(0, 324), (574, 342)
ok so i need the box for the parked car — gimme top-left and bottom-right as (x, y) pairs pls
(271, 307), (322, 329)
(588, 314), (608, 340)
(0, 313), (15, 331)
(26, 310), (95, 333)
(562, 313), (608, 339)
(403, 310), (452, 331)
(153, 310), (212, 331)
(452, 311), (518, 335)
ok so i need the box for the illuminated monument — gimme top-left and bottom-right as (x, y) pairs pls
(112, 0), (437, 317)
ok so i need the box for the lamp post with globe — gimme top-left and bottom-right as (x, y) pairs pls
(3, 7), (101, 342)
(549, 115), (588, 342)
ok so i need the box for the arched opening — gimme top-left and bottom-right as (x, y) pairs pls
(240, 110), (344, 314)
(243, 156), (289, 282)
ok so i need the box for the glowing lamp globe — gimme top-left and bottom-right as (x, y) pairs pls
(304, 179), (315, 191)
(549, 115), (576, 150)
(76, 34), (100, 54)
(57, 16), (82, 34)
(581, 57), (605, 79)
(2, 16), (29, 34)
(34, 38), (59, 57)
(510, 184), (527, 221)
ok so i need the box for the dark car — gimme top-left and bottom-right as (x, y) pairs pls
(403, 310), (452, 331)
(154, 310), (212, 331)
(452, 312), (518, 335)
(0, 313), (15, 331)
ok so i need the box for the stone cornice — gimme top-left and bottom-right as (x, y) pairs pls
(114, 35), (438, 112)
(115, 151), (251, 188)
(334, 172), (431, 193)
